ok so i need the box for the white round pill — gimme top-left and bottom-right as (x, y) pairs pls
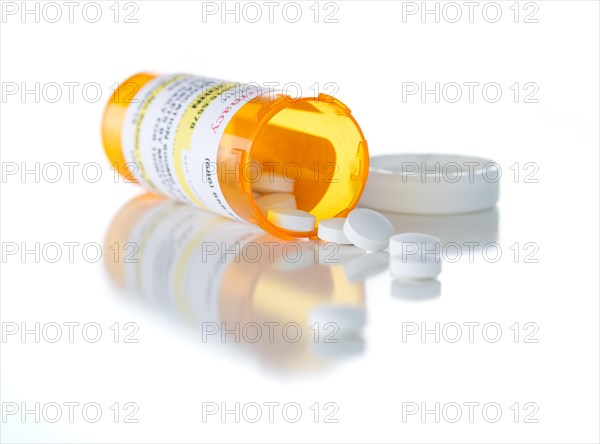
(267, 208), (316, 232)
(317, 218), (352, 244)
(253, 172), (295, 194)
(255, 193), (297, 213)
(389, 233), (441, 258)
(343, 208), (394, 251)
(389, 254), (442, 280)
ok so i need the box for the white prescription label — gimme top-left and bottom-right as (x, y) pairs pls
(121, 74), (262, 221)
(123, 198), (263, 321)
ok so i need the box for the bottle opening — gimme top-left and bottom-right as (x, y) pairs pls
(240, 95), (369, 238)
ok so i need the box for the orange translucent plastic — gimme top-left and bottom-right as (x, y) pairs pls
(102, 73), (369, 239)
(102, 72), (156, 182)
(104, 193), (365, 368)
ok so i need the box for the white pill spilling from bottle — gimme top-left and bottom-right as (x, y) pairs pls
(267, 208), (316, 232)
(317, 218), (352, 244)
(342, 208), (394, 251)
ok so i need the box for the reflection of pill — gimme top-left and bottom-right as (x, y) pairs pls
(317, 218), (351, 244)
(343, 252), (389, 282)
(317, 243), (364, 265)
(343, 208), (394, 251)
(391, 278), (441, 301)
(389, 232), (440, 257)
(253, 173), (295, 193)
(267, 208), (316, 232)
(311, 336), (365, 359)
(255, 193), (297, 212)
(308, 303), (366, 337)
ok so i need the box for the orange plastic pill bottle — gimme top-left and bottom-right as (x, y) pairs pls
(102, 73), (369, 239)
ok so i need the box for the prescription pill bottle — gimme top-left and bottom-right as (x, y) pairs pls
(102, 73), (369, 239)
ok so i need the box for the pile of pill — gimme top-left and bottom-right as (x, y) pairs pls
(252, 169), (442, 281)
(318, 209), (441, 281)
(250, 170), (318, 232)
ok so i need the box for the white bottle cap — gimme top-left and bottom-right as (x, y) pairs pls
(360, 154), (500, 214)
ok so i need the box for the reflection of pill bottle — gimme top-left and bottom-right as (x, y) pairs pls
(102, 73), (369, 239)
(104, 193), (364, 320)
(103, 193), (365, 368)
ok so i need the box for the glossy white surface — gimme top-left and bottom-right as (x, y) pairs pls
(1, 2), (598, 443)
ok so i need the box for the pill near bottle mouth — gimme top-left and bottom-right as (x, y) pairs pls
(267, 208), (316, 232)
(255, 193), (297, 212)
(343, 208), (394, 251)
(317, 218), (352, 244)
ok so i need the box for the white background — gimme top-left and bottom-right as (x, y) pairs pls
(1, 1), (599, 443)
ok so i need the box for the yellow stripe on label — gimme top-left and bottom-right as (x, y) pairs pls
(172, 218), (229, 319)
(133, 75), (187, 191)
(173, 82), (237, 207)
